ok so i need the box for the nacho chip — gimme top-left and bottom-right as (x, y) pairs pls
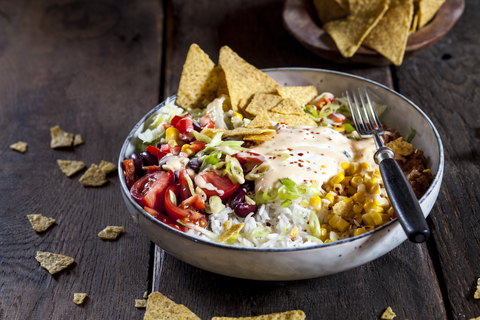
(176, 44), (219, 110)
(200, 128), (226, 138)
(417, 0), (445, 29)
(474, 278), (480, 299)
(267, 112), (317, 127)
(219, 46), (281, 112)
(410, 11), (419, 34)
(79, 164), (108, 187)
(217, 68), (229, 97)
(73, 134), (84, 146)
(381, 307), (396, 320)
(35, 251), (74, 274)
(99, 160), (116, 174)
(50, 125), (74, 148)
(98, 226), (124, 240)
(144, 292), (200, 320)
(363, 0), (414, 66)
(243, 134), (273, 142)
(73, 293), (87, 305)
(57, 160), (85, 177)
(144, 291), (149, 299)
(222, 128), (275, 137)
(10, 141), (28, 153)
(136, 299), (147, 308)
(245, 93), (284, 116)
(276, 86), (318, 106)
(323, 0), (389, 58)
(313, 0), (349, 25)
(212, 310), (306, 320)
(271, 99), (305, 115)
(247, 111), (273, 129)
(27, 214), (56, 232)
(219, 223), (244, 242)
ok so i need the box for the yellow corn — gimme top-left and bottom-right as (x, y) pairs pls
(165, 127), (179, 143)
(353, 203), (363, 214)
(181, 144), (195, 157)
(324, 239), (332, 243)
(346, 186), (357, 196)
(325, 193), (335, 204)
(309, 196), (322, 211)
(232, 112), (243, 120)
(334, 183), (344, 195)
(370, 183), (381, 194)
(361, 162), (371, 171)
(354, 227), (367, 237)
(352, 192), (365, 203)
(350, 175), (363, 188)
(300, 199), (309, 208)
(371, 212), (383, 226)
(331, 172), (345, 185)
(388, 207), (394, 216)
(341, 162), (350, 171)
(352, 163), (362, 174)
(374, 169), (381, 177)
(363, 213), (375, 226)
(337, 218), (350, 232)
(381, 213), (390, 221)
(319, 228), (328, 241)
(167, 140), (178, 148)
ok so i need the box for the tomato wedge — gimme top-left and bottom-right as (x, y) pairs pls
(195, 171), (239, 200)
(130, 170), (174, 212)
(164, 184), (207, 227)
(329, 113), (346, 124)
(179, 169), (193, 201)
(144, 206), (184, 231)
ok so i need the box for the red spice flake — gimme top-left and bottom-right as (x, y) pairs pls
(328, 137), (332, 141)
(299, 160), (304, 162)
(298, 153), (304, 156)
(299, 164), (304, 167)
(321, 153), (324, 156)
(314, 171), (318, 173)
(306, 160), (311, 163)
(290, 154), (294, 156)
(322, 172), (326, 175)
(307, 151), (310, 153)
(287, 148), (293, 151)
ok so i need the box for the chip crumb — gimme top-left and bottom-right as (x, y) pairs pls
(79, 164), (108, 187)
(381, 307), (396, 320)
(474, 278), (480, 299)
(73, 293), (87, 305)
(144, 292), (200, 320)
(135, 299), (147, 308)
(73, 134), (84, 146)
(98, 226), (124, 240)
(10, 141), (28, 153)
(35, 251), (74, 274)
(289, 226), (299, 238)
(57, 160), (85, 177)
(143, 291), (149, 299)
(50, 125), (74, 148)
(27, 214), (56, 233)
(386, 137), (414, 156)
(219, 223), (244, 243)
(212, 310), (306, 320)
(99, 160), (116, 174)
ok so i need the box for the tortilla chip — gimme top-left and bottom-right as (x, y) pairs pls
(176, 44), (219, 109)
(271, 99), (305, 115)
(247, 111), (273, 129)
(243, 134), (273, 142)
(79, 164), (108, 187)
(27, 214), (56, 232)
(73, 134), (84, 146)
(267, 112), (317, 127)
(10, 141), (28, 153)
(212, 310), (306, 320)
(200, 128), (226, 138)
(73, 293), (87, 305)
(474, 278), (480, 299)
(222, 128), (276, 137)
(57, 160), (85, 177)
(136, 299), (148, 308)
(144, 292), (200, 320)
(217, 68), (229, 97)
(313, 0), (349, 25)
(98, 226), (124, 240)
(417, 0), (445, 29)
(219, 223), (244, 242)
(35, 251), (74, 274)
(276, 86), (318, 106)
(245, 93), (284, 116)
(380, 307), (396, 320)
(410, 11), (419, 34)
(323, 0), (389, 58)
(99, 160), (116, 174)
(219, 46), (281, 112)
(50, 125), (74, 148)
(144, 291), (149, 299)
(363, 0), (414, 66)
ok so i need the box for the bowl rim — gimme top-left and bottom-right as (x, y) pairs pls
(118, 67), (444, 253)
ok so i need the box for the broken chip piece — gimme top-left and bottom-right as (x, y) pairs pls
(57, 160), (85, 177)
(222, 128), (276, 137)
(73, 134), (84, 146)
(10, 141), (28, 153)
(219, 223), (244, 242)
(143, 291), (149, 299)
(99, 160), (116, 174)
(212, 310), (306, 320)
(73, 293), (87, 305)
(50, 125), (74, 148)
(79, 164), (108, 187)
(135, 299), (147, 308)
(381, 307), (396, 320)
(474, 278), (480, 299)
(276, 86), (318, 107)
(35, 251), (74, 274)
(27, 214), (56, 233)
(144, 292), (200, 320)
(98, 226), (124, 240)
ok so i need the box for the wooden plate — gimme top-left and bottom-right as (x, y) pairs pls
(283, 0), (465, 66)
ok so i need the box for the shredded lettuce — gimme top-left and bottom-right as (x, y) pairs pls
(138, 101), (185, 144)
(222, 155), (245, 184)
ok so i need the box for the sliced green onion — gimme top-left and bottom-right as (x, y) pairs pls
(254, 190), (267, 204)
(245, 163), (272, 180)
(218, 140), (245, 147)
(281, 199), (292, 207)
(226, 233), (241, 242)
(185, 174), (195, 197)
(201, 99), (210, 108)
(263, 187), (278, 201)
(195, 187), (207, 201)
(308, 211), (321, 238)
(192, 131), (212, 143)
(342, 123), (355, 134)
(319, 104), (334, 117)
(248, 226), (271, 239)
(222, 156), (245, 184)
(306, 235), (324, 244)
(308, 185), (322, 196)
(244, 195), (255, 205)
(169, 190), (177, 206)
(406, 127), (416, 143)
(213, 162), (225, 170)
(279, 178), (297, 192)
(208, 196), (225, 214)
(177, 220), (219, 241)
(200, 151), (221, 171)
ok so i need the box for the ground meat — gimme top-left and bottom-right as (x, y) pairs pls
(382, 128), (402, 144)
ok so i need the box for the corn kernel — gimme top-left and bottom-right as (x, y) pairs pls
(300, 199), (309, 207)
(371, 212), (383, 225)
(374, 169), (381, 177)
(324, 239), (332, 243)
(388, 207), (394, 216)
(354, 227), (367, 237)
(346, 186), (357, 196)
(350, 175), (363, 188)
(361, 162), (371, 170)
(325, 193), (335, 204)
(167, 140), (178, 148)
(352, 192), (365, 203)
(363, 213), (375, 226)
(370, 183), (381, 194)
(352, 163), (362, 174)
(319, 228), (328, 241)
(381, 213), (390, 221)
(232, 112), (243, 120)
(165, 127), (179, 142)
(337, 218), (350, 232)
(341, 162), (350, 171)
(331, 172), (345, 185)
(309, 196), (321, 211)
(353, 203), (363, 214)
(334, 183), (344, 195)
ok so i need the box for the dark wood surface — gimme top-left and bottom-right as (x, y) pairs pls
(0, 0), (479, 319)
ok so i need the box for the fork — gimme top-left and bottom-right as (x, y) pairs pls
(346, 87), (430, 243)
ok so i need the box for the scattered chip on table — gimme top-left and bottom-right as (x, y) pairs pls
(143, 292), (200, 320)
(323, 0), (389, 58)
(312, 0), (349, 25)
(222, 128), (276, 137)
(57, 160), (85, 177)
(144, 291), (149, 299)
(73, 134), (84, 146)
(27, 214), (56, 232)
(245, 93), (284, 116)
(474, 278), (480, 299)
(212, 310), (306, 320)
(136, 299), (147, 308)
(35, 251), (74, 274)
(470, 317), (480, 320)
(219, 223), (244, 242)
(417, 0), (445, 29)
(73, 293), (87, 305)
(271, 99), (305, 115)
(363, 0), (413, 65)
(99, 160), (116, 174)
(381, 307), (396, 320)
(10, 141), (28, 153)
(79, 164), (108, 187)
(50, 125), (74, 148)
(276, 86), (318, 107)
(98, 226), (124, 240)
(219, 46), (281, 113)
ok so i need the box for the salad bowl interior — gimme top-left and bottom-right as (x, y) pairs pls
(119, 68), (444, 280)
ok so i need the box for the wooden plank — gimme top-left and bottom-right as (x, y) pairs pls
(0, 0), (163, 319)
(153, 1), (447, 319)
(395, 1), (480, 319)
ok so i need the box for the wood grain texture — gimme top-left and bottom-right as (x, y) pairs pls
(154, 1), (446, 319)
(395, 1), (480, 319)
(0, 0), (162, 319)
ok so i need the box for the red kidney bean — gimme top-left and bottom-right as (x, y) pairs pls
(188, 158), (201, 173)
(130, 153), (145, 176)
(230, 188), (257, 217)
(140, 151), (158, 166)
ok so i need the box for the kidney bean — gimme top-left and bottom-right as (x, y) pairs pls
(193, 120), (202, 132)
(230, 187), (247, 209)
(234, 203), (257, 217)
(140, 150), (158, 166)
(188, 158), (201, 173)
(130, 152), (145, 176)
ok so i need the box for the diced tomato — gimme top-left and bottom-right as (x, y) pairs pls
(162, 124), (172, 130)
(316, 96), (334, 109)
(179, 194), (205, 211)
(146, 145), (161, 158)
(179, 169), (193, 201)
(159, 143), (172, 154)
(195, 171), (239, 200)
(164, 184), (207, 227)
(199, 114), (215, 128)
(176, 117), (194, 141)
(170, 115), (183, 127)
(172, 145), (182, 155)
(130, 170), (174, 212)
(328, 113), (346, 124)
(144, 206), (184, 231)
(123, 159), (136, 189)
(233, 152), (265, 165)
(190, 140), (207, 153)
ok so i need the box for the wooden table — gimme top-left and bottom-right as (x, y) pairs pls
(1, 1), (479, 319)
